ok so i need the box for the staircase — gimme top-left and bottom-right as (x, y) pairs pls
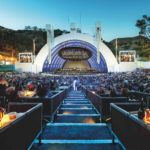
(32, 90), (122, 150)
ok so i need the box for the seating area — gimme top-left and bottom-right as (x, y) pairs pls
(17, 88), (70, 120)
(0, 72), (150, 149)
(82, 87), (129, 122)
(1, 0), (150, 149)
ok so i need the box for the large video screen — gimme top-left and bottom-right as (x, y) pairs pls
(119, 50), (136, 62)
(19, 53), (33, 63)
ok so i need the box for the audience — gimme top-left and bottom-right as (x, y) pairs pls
(77, 72), (150, 96)
(0, 72), (149, 106)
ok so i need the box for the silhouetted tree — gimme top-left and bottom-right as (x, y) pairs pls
(33, 26), (38, 31)
(136, 15), (150, 39)
(25, 26), (31, 30)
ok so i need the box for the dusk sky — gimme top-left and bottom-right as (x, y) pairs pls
(0, 0), (150, 41)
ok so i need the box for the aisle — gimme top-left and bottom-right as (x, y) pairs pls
(54, 90), (100, 123)
(32, 90), (122, 150)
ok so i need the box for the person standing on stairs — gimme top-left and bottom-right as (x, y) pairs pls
(73, 80), (77, 91)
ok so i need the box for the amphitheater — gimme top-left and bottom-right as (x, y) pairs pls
(15, 23), (121, 73)
(2, 24), (150, 150)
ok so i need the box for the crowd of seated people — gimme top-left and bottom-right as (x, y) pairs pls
(0, 72), (74, 108)
(79, 72), (150, 97)
(0, 72), (150, 108)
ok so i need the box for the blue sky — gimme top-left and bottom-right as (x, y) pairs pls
(0, 0), (150, 41)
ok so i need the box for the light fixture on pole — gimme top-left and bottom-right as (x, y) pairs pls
(46, 24), (54, 64)
(32, 38), (36, 63)
(115, 38), (118, 60)
(96, 22), (101, 64)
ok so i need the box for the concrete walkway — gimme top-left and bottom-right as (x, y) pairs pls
(32, 90), (122, 150)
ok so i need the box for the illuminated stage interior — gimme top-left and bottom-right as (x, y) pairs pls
(45, 46), (103, 74)
(59, 47), (92, 70)
(56, 47), (98, 73)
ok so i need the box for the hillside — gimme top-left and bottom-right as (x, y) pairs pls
(0, 26), (68, 57)
(107, 36), (150, 57)
(0, 26), (150, 59)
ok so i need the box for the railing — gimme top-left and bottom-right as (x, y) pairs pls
(128, 91), (150, 107)
(82, 86), (101, 113)
(111, 102), (150, 150)
(0, 102), (42, 150)
(51, 89), (68, 115)
(16, 86), (71, 120)
(82, 86), (128, 122)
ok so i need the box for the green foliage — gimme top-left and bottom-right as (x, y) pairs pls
(136, 15), (150, 39)
(0, 25), (149, 59)
(0, 26), (68, 56)
(105, 36), (150, 57)
(138, 57), (148, 61)
(138, 48), (150, 56)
